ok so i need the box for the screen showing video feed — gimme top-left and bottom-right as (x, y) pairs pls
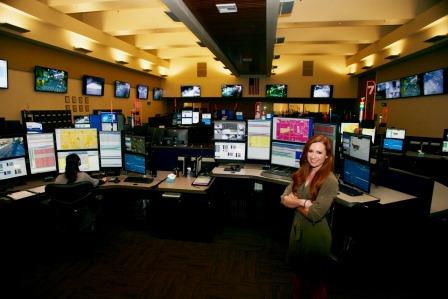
(214, 142), (246, 161)
(423, 69), (444, 96)
(214, 121), (246, 141)
(0, 137), (25, 159)
(181, 85), (201, 97)
(0, 59), (8, 89)
(124, 135), (145, 155)
(266, 84), (287, 98)
(34, 66), (68, 93)
(55, 128), (98, 150)
(272, 117), (312, 144)
(385, 80), (401, 99)
(26, 133), (57, 174)
(153, 88), (163, 100)
(57, 150), (100, 173)
(400, 74), (421, 97)
(137, 84), (149, 99)
(221, 84), (243, 97)
(347, 134), (371, 162)
(376, 82), (387, 100)
(114, 80), (131, 98)
(311, 84), (333, 98)
(83, 75), (104, 96)
(386, 128), (406, 140)
(0, 157), (27, 181)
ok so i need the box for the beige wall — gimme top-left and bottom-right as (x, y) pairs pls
(0, 33), (168, 122)
(375, 45), (448, 137)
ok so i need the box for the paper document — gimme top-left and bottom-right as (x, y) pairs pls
(28, 185), (46, 194)
(7, 190), (35, 200)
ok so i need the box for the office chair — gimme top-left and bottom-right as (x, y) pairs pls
(45, 182), (99, 233)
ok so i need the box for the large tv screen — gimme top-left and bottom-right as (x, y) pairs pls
(114, 80), (131, 98)
(221, 84), (243, 97)
(376, 82), (387, 100)
(181, 85), (201, 97)
(136, 84), (149, 99)
(385, 80), (401, 99)
(0, 59), (8, 89)
(153, 87), (163, 100)
(34, 65), (68, 93)
(82, 75), (104, 96)
(400, 74), (421, 97)
(266, 84), (287, 98)
(423, 69), (444, 96)
(311, 84), (333, 98)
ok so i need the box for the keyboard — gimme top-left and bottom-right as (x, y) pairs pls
(124, 176), (154, 184)
(260, 170), (292, 182)
(339, 184), (363, 196)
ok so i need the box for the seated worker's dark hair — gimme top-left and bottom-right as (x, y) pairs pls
(65, 153), (81, 183)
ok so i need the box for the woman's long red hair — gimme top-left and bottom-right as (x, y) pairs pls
(292, 135), (334, 200)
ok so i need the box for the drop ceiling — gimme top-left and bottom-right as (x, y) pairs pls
(0, 0), (446, 77)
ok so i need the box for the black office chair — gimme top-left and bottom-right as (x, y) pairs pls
(45, 182), (99, 233)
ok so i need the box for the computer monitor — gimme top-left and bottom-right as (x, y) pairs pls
(214, 120), (246, 141)
(26, 133), (57, 174)
(99, 131), (122, 168)
(26, 122), (43, 133)
(383, 138), (404, 152)
(201, 113), (212, 125)
(423, 69), (444, 96)
(56, 150), (100, 173)
(442, 129), (448, 154)
(342, 133), (371, 162)
(385, 128), (406, 140)
(0, 157), (28, 181)
(55, 128), (98, 150)
(270, 141), (303, 169)
(313, 123), (337, 157)
(124, 134), (146, 155)
(342, 157), (371, 193)
(340, 122), (359, 135)
(0, 136), (25, 159)
(247, 119), (271, 161)
(214, 141), (246, 161)
(181, 110), (193, 125)
(124, 153), (146, 174)
(192, 111), (200, 124)
(361, 128), (376, 144)
(73, 115), (90, 128)
(164, 128), (188, 146)
(272, 117), (313, 144)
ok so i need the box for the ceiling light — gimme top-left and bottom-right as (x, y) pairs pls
(115, 60), (128, 65)
(73, 47), (92, 54)
(0, 22), (29, 33)
(213, 57), (220, 61)
(424, 34), (448, 43)
(385, 54), (400, 60)
(216, 3), (237, 14)
(276, 37), (285, 44)
(241, 57), (253, 62)
(161, 74), (168, 78)
(271, 72), (276, 76)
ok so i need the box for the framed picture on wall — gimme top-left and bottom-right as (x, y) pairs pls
(85, 105), (89, 112)
(78, 97), (83, 104)
(79, 105), (83, 112)
(72, 105), (77, 112)
(72, 96), (77, 103)
(65, 96), (70, 103)
(65, 105), (70, 110)
(84, 97), (89, 104)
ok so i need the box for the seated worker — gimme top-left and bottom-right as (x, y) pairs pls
(55, 153), (106, 186)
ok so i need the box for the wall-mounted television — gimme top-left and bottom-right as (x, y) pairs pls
(181, 85), (201, 97)
(221, 84), (243, 97)
(114, 80), (131, 98)
(0, 59), (8, 89)
(385, 80), (400, 99)
(311, 84), (333, 98)
(136, 84), (149, 99)
(266, 84), (287, 97)
(34, 65), (68, 93)
(153, 87), (163, 100)
(423, 69), (444, 96)
(376, 82), (387, 100)
(400, 74), (422, 97)
(82, 75), (104, 96)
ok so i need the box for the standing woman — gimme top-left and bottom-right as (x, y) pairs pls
(281, 135), (338, 299)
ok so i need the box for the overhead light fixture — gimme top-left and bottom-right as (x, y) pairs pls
(115, 60), (128, 65)
(385, 54), (400, 60)
(196, 41), (206, 47)
(279, 0), (295, 15)
(73, 47), (92, 54)
(0, 22), (29, 33)
(273, 55), (280, 59)
(142, 68), (152, 72)
(362, 65), (372, 70)
(216, 3), (237, 14)
(424, 34), (448, 43)
(275, 37), (285, 44)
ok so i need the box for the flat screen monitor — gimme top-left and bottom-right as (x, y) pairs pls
(82, 75), (104, 96)
(55, 128), (98, 151)
(0, 157), (27, 181)
(383, 138), (404, 152)
(214, 141), (246, 161)
(272, 117), (312, 144)
(400, 74), (421, 97)
(26, 122), (43, 133)
(73, 115), (90, 128)
(99, 131), (122, 168)
(124, 134), (146, 155)
(313, 123), (337, 157)
(385, 80), (401, 99)
(124, 153), (146, 174)
(247, 119), (271, 160)
(0, 137), (25, 159)
(137, 84), (149, 99)
(165, 128), (188, 146)
(343, 133), (371, 162)
(214, 120), (246, 141)
(311, 84), (333, 98)
(361, 128), (376, 144)
(236, 111), (243, 121)
(193, 111), (200, 124)
(201, 113), (212, 125)
(443, 128), (448, 154)
(26, 133), (57, 174)
(221, 84), (243, 97)
(266, 84), (287, 98)
(153, 87), (163, 100)
(57, 150), (100, 173)
(100, 112), (118, 123)
(34, 65), (68, 93)
(376, 82), (387, 100)
(342, 158), (371, 193)
(89, 114), (101, 131)
(340, 122), (359, 135)
(181, 85), (201, 97)
(114, 80), (131, 98)
(0, 59), (8, 89)
(423, 69), (444, 96)
(271, 141), (303, 169)
(385, 128), (406, 140)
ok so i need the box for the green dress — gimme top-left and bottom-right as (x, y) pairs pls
(281, 173), (338, 277)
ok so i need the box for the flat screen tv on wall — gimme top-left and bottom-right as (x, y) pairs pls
(114, 80), (131, 98)
(0, 59), (8, 89)
(265, 84), (287, 98)
(181, 85), (201, 97)
(136, 84), (149, 99)
(34, 65), (68, 93)
(82, 75), (104, 96)
(153, 87), (163, 100)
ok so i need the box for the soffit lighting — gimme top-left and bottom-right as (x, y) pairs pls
(0, 22), (29, 33)
(362, 65), (372, 70)
(161, 74), (168, 78)
(115, 60), (128, 65)
(273, 55), (280, 59)
(73, 47), (92, 54)
(216, 3), (237, 14)
(424, 34), (448, 43)
(347, 72), (355, 76)
(142, 68), (152, 72)
(385, 54), (400, 60)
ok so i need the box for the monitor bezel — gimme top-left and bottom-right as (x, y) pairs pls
(34, 65), (68, 94)
(310, 84), (334, 98)
(342, 157), (371, 193)
(114, 80), (131, 98)
(265, 84), (288, 98)
(82, 75), (105, 96)
(136, 84), (149, 100)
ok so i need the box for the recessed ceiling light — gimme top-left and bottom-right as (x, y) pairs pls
(216, 3), (237, 14)
(347, 72), (355, 76)
(275, 37), (285, 44)
(241, 57), (252, 62)
(272, 65), (278, 69)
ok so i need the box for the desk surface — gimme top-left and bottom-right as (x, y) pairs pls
(157, 175), (214, 194)
(336, 184), (416, 207)
(211, 164), (291, 185)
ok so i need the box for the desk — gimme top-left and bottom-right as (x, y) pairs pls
(336, 184), (416, 207)
(101, 171), (170, 190)
(157, 175), (214, 194)
(211, 164), (291, 185)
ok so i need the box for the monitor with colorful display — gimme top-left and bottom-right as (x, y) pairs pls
(272, 117), (312, 144)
